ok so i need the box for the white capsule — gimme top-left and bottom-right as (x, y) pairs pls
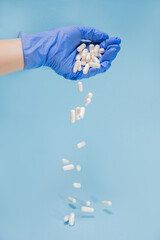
(84, 97), (91, 106)
(77, 81), (83, 92)
(73, 182), (81, 188)
(89, 44), (94, 52)
(69, 212), (75, 226)
(77, 141), (86, 148)
(90, 50), (94, 56)
(76, 107), (81, 120)
(99, 48), (105, 54)
(83, 63), (90, 74)
(76, 164), (81, 171)
(79, 107), (85, 119)
(61, 158), (69, 164)
(102, 200), (112, 206)
(78, 61), (82, 71)
(76, 52), (82, 60)
(94, 44), (100, 56)
(81, 206), (94, 213)
(98, 53), (102, 58)
(64, 215), (69, 223)
(68, 197), (76, 204)
(81, 60), (86, 66)
(73, 61), (79, 73)
(86, 92), (93, 99)
(82, 49), (88, 60)
(62, 164), (74, 171)
(70, 110), (75, 123)
(77, 43), (86, 52)
(86, 53), (91, 62)
(92, 55), (100, 63)
(89, 62), (100, 68)
(85, 201), (91, 206)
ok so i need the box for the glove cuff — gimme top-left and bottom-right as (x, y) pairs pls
(18, 31), (51, 69)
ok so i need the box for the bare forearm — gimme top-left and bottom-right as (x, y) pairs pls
(0, 39), (24, 76)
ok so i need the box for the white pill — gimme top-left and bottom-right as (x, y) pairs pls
(89, 62), (100, 68)
(92, 55), (100, 63)
(73, 182), (81, 188)
(84, 97), (91, 106)
(70, 110), (75, 123)
(68, 197), (76, 203)
(90, 50), (94, 56)
(81, 60), (86, 66)
(86, 92), (93, 99)
(89, 44), (94, 52)
(61, 158), (69, 164)
(77, 81), (83, 92)
(85, 201), (91, 206)
(94, 44), (100, 55)
(69, 212), (75, 226)
(76, 165), (81, 171)
(76, 52), (82, 60)
(79, 107), (85, 119)
(62, 164), (74, 171)
(73, 60), (80, 73)
(64, 215), (69, 223)
(81, 206), (94, 213)
(99, 48), (105, 54)
(86, 53), (91, 62)
(83, 63), (90, 74)
(82, 49), (88, 60)
(77, 141), (86, 149)
(76, 107), (81, 120)
(78, 61), (82, 71)
(77, 43), (86, 52)
(98, 53), (102, 58)
(102, 200), (112, 206)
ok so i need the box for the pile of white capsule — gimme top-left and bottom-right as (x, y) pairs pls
(73, 43), (105, 74)
(61, 43), (112, 227)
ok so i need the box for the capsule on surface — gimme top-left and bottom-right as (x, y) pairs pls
(81, 206), (94, 213)
(84, 97), (91, 106)
(64, 215), (69, 223)
(69, 212), (75, 226)
(73, 182), (81, 188)
(102, 200), (112, 206)
(68, 197), (76, 203)
(76, 165), (81, 171)
(79, 107), (85, 119)
(77, 81), (83, 92)
(85, 201), (91, 206)
(61, 158), (69, 164)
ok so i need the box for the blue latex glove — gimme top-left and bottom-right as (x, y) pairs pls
(18, 26), (121, 80)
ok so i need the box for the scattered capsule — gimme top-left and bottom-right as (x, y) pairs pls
(76, 165), (81, 171)
(76, 107), (81, 120)
(64, 215), (69, 223)
(73, 182), (81, 188)
(77, 43), (86, 52)
(68, 197), (76, 204)
(69, 212), (75, 226)
(73, 60), (80, 73)
(61, 158), (69, 164)
(99, 48), (105, 54)
(102, 200), (112, 206)
(83, 63), (90, 74)
(84, 97), (91, 106)
(62, 164), (74, 171)
(89, 44), (94, 52)
(81, 206), (94, 213)
(79, 107), (85, 119)
(70, 110), (75, 123)
(85, 201), (91, 206)
(86, 53), (91, 62)
(77, 141), (86, 149)
(82, 49), (88, 60)
(89, 62), (100, 68)
(86, 92), (93, 99)
(77, 81), (83, 92)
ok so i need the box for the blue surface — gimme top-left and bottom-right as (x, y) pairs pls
(0, 0), (160, 239)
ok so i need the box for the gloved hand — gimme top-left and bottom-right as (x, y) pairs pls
(18, 26), (121, 80)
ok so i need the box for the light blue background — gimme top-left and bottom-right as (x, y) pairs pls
(0, 0), (160, 239)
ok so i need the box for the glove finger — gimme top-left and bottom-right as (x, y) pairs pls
(100, 48), (119, 62)
(100, 37), (121, 49)
(106, 44), (121, 52)
(80, 26), (109, 43)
